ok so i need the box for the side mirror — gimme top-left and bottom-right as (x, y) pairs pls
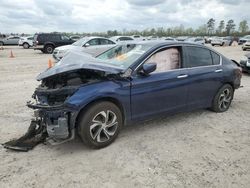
(84, 43), (90, 47)
(140, 63), (156, 75)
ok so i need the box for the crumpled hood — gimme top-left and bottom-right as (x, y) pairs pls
(36, 51), (124, 81)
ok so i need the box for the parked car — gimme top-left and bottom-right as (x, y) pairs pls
(239, 35), (250, 45)
(53, 37), (116, 61)
(239, 53), (250, 73)
(33, 33), (74, 54)
(0, 36), (20, 45)
(70, 35), (82, 41)
(185, 37), (205, 45)
(20, 41), (242, 150)
(211, 37), (231, 46)
(165, 37), (176, 41)
(242, 40), (250, 51)
(109, 36), (134, 42)
(132, 35), (146, 41)
(18, 36), (34, 49)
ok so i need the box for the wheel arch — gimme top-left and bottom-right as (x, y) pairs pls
(75, 97), (126, 128)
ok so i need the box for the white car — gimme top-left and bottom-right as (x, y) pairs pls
(185, 37), (205, 45)
(18, 36), (34, 49)
(242, 40), (250, 51)
(53, 37), (116, 61)
(211, 37), (230, 46)
(109, 36), (134, 42)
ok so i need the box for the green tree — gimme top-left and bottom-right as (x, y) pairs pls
(207, 18), (215, 35)
(226, 19), (236, 35)
(218, 20), (225, 34)
(239, 20), (249, 33)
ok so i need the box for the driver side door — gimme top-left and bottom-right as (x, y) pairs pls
(130, 46), (189, 121)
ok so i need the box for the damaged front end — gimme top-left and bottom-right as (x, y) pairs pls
(4, 68), (108, 151)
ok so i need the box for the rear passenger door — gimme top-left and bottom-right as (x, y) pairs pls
(183, 46), (223, 110)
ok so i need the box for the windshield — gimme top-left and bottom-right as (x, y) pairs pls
(72, 38), (88, 46)
(96, 43), (153, 69)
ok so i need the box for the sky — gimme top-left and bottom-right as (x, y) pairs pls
(0, 0), (249, 34)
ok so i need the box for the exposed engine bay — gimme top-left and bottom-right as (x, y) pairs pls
(3, 69), (111, 151)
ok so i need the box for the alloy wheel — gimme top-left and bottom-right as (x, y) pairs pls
(218, 88), (232, 111)
(89, 110), (118, 143)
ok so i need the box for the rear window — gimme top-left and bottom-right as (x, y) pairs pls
(185, 47), (213, 68)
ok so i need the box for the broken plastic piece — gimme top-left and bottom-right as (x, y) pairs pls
(3, 120), (47, 152)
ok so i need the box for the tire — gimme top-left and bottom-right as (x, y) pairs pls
(221, 42), (224, 46)
(23, 43), (29, 49)
(78, 101), (122, 149)
(243, 48), (246, 51)
(211, 44), (214, 46)
(44, 45), (54, 54)
(211, 84), (234, 113)
(0, 41), (4, 46)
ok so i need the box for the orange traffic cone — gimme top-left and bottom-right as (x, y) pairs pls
(48, 59), (53, 68)
(9, 50), (15, 58)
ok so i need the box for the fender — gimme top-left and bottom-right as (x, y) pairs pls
(66, 80), (131, 126)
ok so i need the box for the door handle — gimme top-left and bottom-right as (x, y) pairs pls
(215, 69), (223, 73)
(177, 74), (188, 79)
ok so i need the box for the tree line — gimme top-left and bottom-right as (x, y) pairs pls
(66, 19), (249, 38)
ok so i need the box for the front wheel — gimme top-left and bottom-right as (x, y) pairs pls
(211, 84), (234, 113)
(78, 101), (122, 149)
(44, 45), (54, 54)
(23, 43), (29, 49)
(0, 41), (4, 46)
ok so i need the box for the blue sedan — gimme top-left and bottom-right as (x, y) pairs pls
(17, 41), (244, 149)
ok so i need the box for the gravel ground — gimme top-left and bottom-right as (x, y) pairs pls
(0, 45), (250, 188)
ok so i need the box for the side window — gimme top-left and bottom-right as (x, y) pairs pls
(211, 51), (220, 65)
(28, 37), (34, 40)
(185, 47), (212, 68)
(120, 37), (133, 41)
(145, 47), (181, 73)
(99, 39), (115, 45)
(88, 39), (99, 46)
(61, 35), (69, 40)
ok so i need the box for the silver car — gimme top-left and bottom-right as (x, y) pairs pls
(53, 37), (116, 61)
(0, 36), (20, 45)
(185, 37), (205, 45)
(211, 37), (230, 46)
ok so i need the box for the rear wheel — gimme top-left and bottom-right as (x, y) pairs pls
(44, 45), (54, 54)
(23, 43), (29, 49)
(211, 84), (234, 113)
(78, 101), (122, 149)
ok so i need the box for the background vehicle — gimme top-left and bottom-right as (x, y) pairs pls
(240, 53), (250, 73)
(242, 40), (250, 51)
(18, 36), (34, 49)
(53, 37), (116, 61)
(185, 37), (205, 45)
(109, 36), (134, 42)
(19, 41), (241, 150)
(239, 35), (250, 45)
(0, 36), (20, 45)
(165, 37), (176, 41)
(211, 37), (230, 46)
(70, 35), (82, 41)
(33, 33), (74, 54)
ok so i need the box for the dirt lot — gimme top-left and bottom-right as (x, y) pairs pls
(0, 45), (250, 188)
